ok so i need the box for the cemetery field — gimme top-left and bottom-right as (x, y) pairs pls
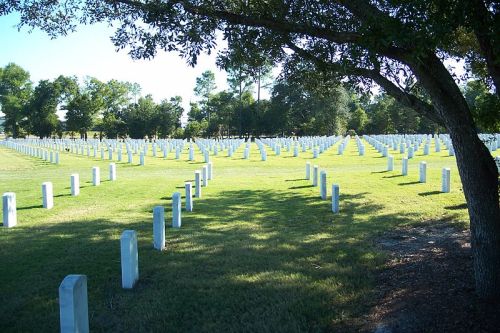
(0, 139), (470, 332)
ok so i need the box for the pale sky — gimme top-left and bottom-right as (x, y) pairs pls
(0, 13), (239, 120)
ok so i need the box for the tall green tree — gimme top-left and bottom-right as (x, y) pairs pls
(123, 95), (157, 139)
(100, 80), (133, 138)
(348, 107), (369, 134)
(0, 63), (32, 137)
(3, 0), (499, 299)
(225, 66), (253, 137)
(153, 96), (184, 138)
(463, 80), (500, 133)
(25, 76), (75, 138)
(65, 77), (105, 139)
(193, 70), (217, 122)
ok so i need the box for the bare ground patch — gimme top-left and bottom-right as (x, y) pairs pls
(360, 221), (500, 333)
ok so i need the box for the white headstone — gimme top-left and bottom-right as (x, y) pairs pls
(387, 156), (394, 171)
(332, 184), (340, 213)
(195, 171), (201, 198)
(42, 182), (54, 209)
(92, 167), (100, 186)
(419, 162), (427, 183)
(2, 192), (17, 228)
(59, 274), (89, 333)
(172, 192), (181, 228)
(120, 230), (139, 289)
(153, 206), (165, 251)
(442, 168), (451, 193)
(202, 165), (208, 187)
(320, 171), (327, 200)
(306, 162), (311, 180)
(70, 174), (80, 196)
(185, 182), (193, 212)
(313, 165), (319, 186)
(402, 157), (408, 176)
(207, 162), (213, 180)
(109, 163), (116, 181)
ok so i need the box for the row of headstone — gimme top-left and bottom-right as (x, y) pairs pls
(363, 134), (460, 159)
(58, 227), (138, 331)
(2, 164), (117, 227)
(57, 161), (218, 331)
(0, 140), (60, 164)
(384, 155), (452, 192)
(305, 162), (340, 213)
(2, 138), (194, 166)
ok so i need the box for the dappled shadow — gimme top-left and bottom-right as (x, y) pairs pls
(360, 221), (500, 333)
(0, 185), (433, 332)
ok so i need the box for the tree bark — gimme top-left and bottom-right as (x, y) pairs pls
(409, 52), (500, 299)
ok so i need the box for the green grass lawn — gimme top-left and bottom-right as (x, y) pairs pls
(0, 139), (469, 332)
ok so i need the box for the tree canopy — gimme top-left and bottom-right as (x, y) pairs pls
(1, 0), (499, 299)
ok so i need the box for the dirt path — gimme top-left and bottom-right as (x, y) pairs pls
(361, 221), (500, 332)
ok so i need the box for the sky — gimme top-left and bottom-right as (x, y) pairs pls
(0, 13), (237, 120)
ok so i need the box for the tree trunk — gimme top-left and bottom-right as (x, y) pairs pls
(410, 52), (500, 299)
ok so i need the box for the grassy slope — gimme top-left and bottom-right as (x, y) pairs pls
(0, 139), (468, 332)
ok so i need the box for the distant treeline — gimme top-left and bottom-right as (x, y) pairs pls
(1, 63), (498, 139)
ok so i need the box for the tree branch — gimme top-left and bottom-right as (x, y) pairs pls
(286, 41), (444, 126)
(468, 0), (500, 96)
(110, 0), (411, 60)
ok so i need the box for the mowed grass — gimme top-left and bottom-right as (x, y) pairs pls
(0, 139), (469, 332)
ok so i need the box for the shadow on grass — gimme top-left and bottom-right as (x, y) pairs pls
(371, 170), (389, 174)
(398, 181), (421, 186)
(383, 174), (404, 179)
(17, 204), (43, 210)
(0, 187), (428, 332)
(419, 190), (442, 196)
(289, 185), (314, 189)
(445, 203), (468, 210)
(54, 193), (72, 198)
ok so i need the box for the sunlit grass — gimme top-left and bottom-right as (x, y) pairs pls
(0, 138), (469, 331)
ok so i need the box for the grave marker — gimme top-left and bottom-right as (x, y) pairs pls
(42, 182), (54, 209)
(387, 155), (394, 171)
(402, 157), (408, 176)
(208, 162), (213, 180)
(172, 192), (181, 228)
(2, 192), (16, 228)
(313, 165), (319, 186)
(419, 162), (427, 183)
(195, 171), (201, 198)
(109, 163), (116, 181)
(185, 182), (193, 212)
(153, 206), (165, 251)
(332, 185), (340, 213)
(320, 171), (327, 200)
(442, 168), (451, 193)
(120, 230), (139, 289)
(92, 167), (100, 186)
(59, 275), (89, 333)
(70, 174), (80, 196)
